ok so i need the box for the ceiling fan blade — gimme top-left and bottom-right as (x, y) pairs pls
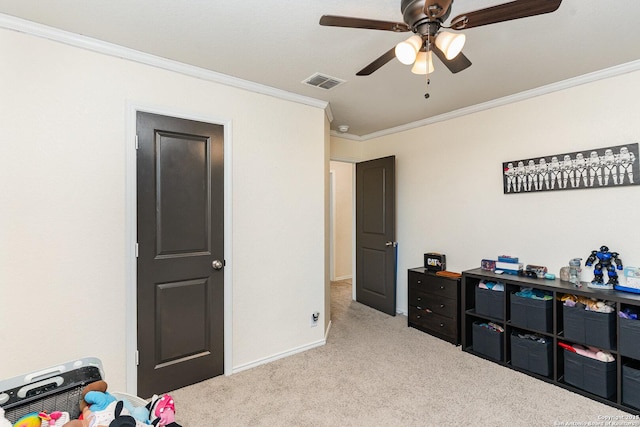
(356, 47), (397, 76)
(432, 45), (472, 74)
(450, 0), (562, 30)
(319, 15), (410, 32)
(423, 0), (453, 20)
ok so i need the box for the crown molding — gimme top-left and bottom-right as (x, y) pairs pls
(358, 59), (640, 141)
(3, 13), (638, 139)
(0, 13), (332, 121)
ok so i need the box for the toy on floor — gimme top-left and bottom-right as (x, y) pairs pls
(11, 412), (41, 427)
(146, 395), (182, 427)
(0, 408), (12, 427)
(108, 401), (137, 427)
(39, 411), (70, 427)
(61, 381), (148, 427)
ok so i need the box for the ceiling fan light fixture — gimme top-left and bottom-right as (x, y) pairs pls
(435, 31), (466, 60)
(395, 35), (422, 65)
(411, 51), (434, 75)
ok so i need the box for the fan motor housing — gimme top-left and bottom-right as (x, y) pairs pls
(401, 0), (452, 28)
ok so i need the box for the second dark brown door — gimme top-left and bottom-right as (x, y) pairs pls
(355, 156), (397, 316)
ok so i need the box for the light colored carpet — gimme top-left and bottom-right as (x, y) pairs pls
(170, 280), (634, 426)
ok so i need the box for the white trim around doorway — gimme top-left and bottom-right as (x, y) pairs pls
(124, 101), (233, 394)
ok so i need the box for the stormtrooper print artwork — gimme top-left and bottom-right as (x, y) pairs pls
(503, 143), (639, 194)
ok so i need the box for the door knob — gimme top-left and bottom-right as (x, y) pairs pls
(385, 241), (398, 247)
(212, 259), (224, 270)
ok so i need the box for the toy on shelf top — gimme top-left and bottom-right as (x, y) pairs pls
(585, 245), (623, 290)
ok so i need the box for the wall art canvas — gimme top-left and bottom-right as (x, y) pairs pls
(503, 143), (639, 194)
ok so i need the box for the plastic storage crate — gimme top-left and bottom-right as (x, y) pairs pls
(0, 358), (103, 424)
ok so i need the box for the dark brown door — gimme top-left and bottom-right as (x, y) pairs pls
(136, 112), (224, 397)
(355, 156), (397, 316)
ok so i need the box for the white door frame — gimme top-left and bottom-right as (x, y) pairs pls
(329, 169), (336, 281)
(124, 101), (233, 394)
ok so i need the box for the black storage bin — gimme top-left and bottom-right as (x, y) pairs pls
(510, 333), (553, 376)
(619, 317), (640, 360)
(475, 286), (504, 320)
(472, 322), (503, 361)
(563, 305), (616, 350)
(622, 363), (640, 410)
(563, 349), (616, 398)
(510, 293), (553, 332)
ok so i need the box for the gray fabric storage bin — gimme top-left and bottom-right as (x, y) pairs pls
(510, 293), (553, 332)
(622, 364), (640, 410)
(475, 287), (504, 320)
(510, 333), (553, 377)
(472, 322), (503, 361)
(563, 305), (616, 350)
(619, 317), (640, 360)
(563, 349), (616, 398)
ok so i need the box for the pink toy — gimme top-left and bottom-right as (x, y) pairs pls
(147, 394), (182, 427)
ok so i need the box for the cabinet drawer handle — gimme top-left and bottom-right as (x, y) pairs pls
(440, 323), (445, 327)
(440, 304), (445, 309)
(439, 285), (445, 290)
(417, 297), (422, 302)
(417, 280), (422, 284)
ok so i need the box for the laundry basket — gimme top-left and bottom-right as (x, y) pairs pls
(0, 358), (104, 424)
(110, 391), (148, 409)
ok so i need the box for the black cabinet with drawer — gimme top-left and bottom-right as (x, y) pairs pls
(408, 267), (461, 345)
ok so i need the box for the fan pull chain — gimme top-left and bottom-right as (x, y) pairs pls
(424, 35), (431, 99)
(425, 71), (430, 99)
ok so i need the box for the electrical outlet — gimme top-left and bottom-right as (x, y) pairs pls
(310, 311), (320, 327)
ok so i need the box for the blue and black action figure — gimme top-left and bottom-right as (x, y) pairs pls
(585, 245), (623, 287)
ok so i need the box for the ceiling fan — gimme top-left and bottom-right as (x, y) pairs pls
(319, 0), (562, 76)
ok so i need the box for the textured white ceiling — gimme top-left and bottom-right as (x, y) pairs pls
(1, 0), (639, 137)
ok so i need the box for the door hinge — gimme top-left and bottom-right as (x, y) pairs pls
(135, 135), (139, 150)
(135, 350), (139, 366)
(135, 243), (139, 258)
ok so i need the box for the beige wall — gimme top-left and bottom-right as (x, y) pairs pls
(330, 161), (353, 280)
(340, 69), (640, 315)
(0, 26), (327, 390)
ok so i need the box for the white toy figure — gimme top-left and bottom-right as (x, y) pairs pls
(549, 156), (561, 189)
(588, 150), (602, 186)
(0, 407), (12, 427)
(537, 158), (550, 190)
(525, 159), (537, 191)
(515, 160), (526, 192)
(504, 162), (516, 192)
(573, 152), (588, 187)
(560, 154), (574, 189)
(602, 148), (617, 185)
(618, 146), (636, 184)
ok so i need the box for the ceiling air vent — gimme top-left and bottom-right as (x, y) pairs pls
(302, 73), (346, 90)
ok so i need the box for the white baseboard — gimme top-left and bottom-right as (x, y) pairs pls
(232, 338), (326, 374)
(334, 275), (352, 281)
(396, 308), (408, 316)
